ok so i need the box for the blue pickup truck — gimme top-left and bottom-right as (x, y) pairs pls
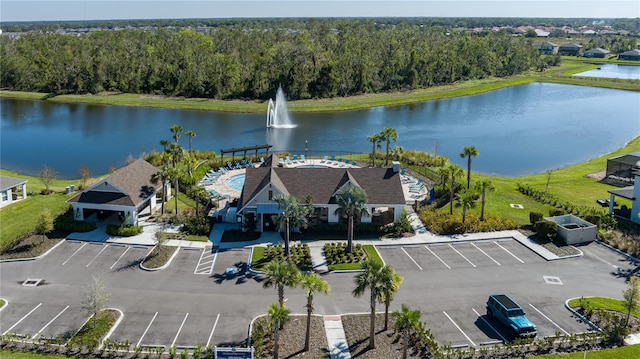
(486, 294), (537, 338)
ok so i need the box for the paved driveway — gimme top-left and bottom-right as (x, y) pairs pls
(0, 238), (635, 349)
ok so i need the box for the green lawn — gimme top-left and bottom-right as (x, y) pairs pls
(0, 299), (6, 308)
(509, 345), (640, 359)
(567, 297), (640, 319)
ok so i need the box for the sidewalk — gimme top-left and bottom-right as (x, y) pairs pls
(324, 315), (352, 359)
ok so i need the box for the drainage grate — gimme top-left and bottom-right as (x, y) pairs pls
(22, 278), (43, 287)
(543, 276), (563, 285)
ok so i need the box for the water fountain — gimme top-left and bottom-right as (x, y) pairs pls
(266, 86), (296, 128)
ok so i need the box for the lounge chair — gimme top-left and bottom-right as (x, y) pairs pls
(320, 155), (328, 163)
(286, 156), (293, 165)
(300, 155), (306, 163)
(330, 155), (336, 164)
(351, 160), (357, 167)
(293, 155), (299, 163)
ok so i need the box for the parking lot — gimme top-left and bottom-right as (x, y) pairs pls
(0, 237), (635, 349)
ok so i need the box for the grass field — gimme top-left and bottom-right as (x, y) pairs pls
(567, 297), (640, 319)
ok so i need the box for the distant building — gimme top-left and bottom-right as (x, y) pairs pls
(558, 43), (583, 56)
(534, 29), (550, 37)
(0, 175), (28, 208)
(534, 41), (558, 55)
(583, 48), (610, 58)
(619, 49), (640, 61)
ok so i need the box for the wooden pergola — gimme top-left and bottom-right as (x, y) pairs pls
(220, 144), (273, 165)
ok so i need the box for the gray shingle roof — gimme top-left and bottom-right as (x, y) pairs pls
(68, 158), (159, 207)
(0, 175), (27, 191)
(239, 166), (405, 211)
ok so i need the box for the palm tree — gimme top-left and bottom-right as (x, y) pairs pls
(300, 273), (330, 352)
(267, 303), (290, 359)
(185, 130), (196, 153)
(379, 268), (403, 331)
(150, 165), (170, 216)
(366, 133), (382, 166)
(262, 260), (301, 307)
(447, 164), (463, 215)
(159, 139), (171, 153)
(456, 188), (478, 224)
(459, 146), (479, 189)
(474, 179), (495, 221)
(166, 166), (183, 216)
(391, 145), (404, 162)
(392, 304), (422, 359)
(353, 259), (393, 350)
(434, 165), (450, 192)
(380, 127), (399, 166)
(274, 194), (310, 257)
(334, 185), (370, 254)
(168, 142), (183, 169)
(170, 124), (183, 145)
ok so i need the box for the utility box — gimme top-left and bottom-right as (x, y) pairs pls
(545, 214), (596, 245)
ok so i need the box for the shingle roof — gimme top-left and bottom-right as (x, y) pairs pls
(584, 47), (610, 54)
(620, 49), (640, 56)
(239, 166), (405, 211)
(0, 175), (27, 191)
(68, 158), (159, 207)
(559, 42), (582, 49)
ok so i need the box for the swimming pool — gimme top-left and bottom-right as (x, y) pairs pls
(225, 174), (246, 191)
(298, 165), (328, 169)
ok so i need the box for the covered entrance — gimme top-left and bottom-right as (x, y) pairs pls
(257, 203), (280, 232)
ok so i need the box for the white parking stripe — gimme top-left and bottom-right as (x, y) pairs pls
(401, 247), (423, 270)
(425, 245), (451, 269)
(471, 243), (500, 265)
(3, 303), (42, 335)
(528, 303), (569, 336)
(472, 308), (507, 343)
(137, 312), (158, 348)
(448, 244), (476, 268)
(206, 313), (221, 347)
(62, 242), (88, 265)
(493, 241), (525, 263)
(86, 244), (109, 267)
(110, 246), (131, 269)
(33, 305), (69, 339)
(194, 249), (217, 275)
(443, 311), (476, 347)
(171, 313), (189, 348)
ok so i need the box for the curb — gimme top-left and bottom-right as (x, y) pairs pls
(0, 298), (7, 312)
(139, 245), (181, 271)
(564, 298), (601, 332)
(596, 240), (640, 263)
(100, 308), (124, 350)
(0, 238), (67, 263)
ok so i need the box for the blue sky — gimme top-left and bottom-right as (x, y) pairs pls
(1, 1), (638, 22)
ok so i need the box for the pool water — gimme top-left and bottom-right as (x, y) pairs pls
(298, 165), (328, 168)
(226, 174), (246, 191)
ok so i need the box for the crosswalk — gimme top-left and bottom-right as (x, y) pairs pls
(194, 247), (217, 275)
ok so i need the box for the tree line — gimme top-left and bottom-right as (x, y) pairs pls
(1, 20), (543, 100)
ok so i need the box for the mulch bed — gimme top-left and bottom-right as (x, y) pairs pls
(141, 245), (179, 269)
(342, 314), (408, 359)
(519, 229), (582, 257)
(255, 315), (330, 359)
(0, 230), (68, 260)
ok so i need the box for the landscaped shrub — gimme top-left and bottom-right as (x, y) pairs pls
(181, 216), (211, 236)
(529, 211), (543, 225)
(263, 243), (312, 269)
(418, 210), (516, 235)
(106, 224), (143, 237)
(53, 207), (97, 232)
(585, 214), (602, 227)
(534, 220), (558, 241)
(382, 209), (413, 237)
(322, 242), (366, 265)
(549, 208), (566, 217)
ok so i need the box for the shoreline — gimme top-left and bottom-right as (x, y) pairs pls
(1, 60), (638, 114)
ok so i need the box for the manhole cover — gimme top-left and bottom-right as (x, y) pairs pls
(22, 278), (43, 287)
(543, 276), (563, 285)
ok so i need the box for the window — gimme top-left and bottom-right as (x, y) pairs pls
(268, 190), (273, 200)
(1, 191), (7, 202)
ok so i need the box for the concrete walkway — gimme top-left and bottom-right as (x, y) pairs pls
(324, 315), (352, 359)
(310, 244), (329, 273)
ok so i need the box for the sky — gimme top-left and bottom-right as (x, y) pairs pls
(0, 0), (638, 22)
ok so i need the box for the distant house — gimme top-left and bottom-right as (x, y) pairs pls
(67, 158), (168, 225)
(0, 175), (28, 208)
(619, 49), (640, 61)
(605, 152), (640, 185)
(534, 41), (558, 55)
(583, 48), (611, 58)
(558, 43), (583, 56)
(534, 29), (550, 37)
(236, 155), (406, 232)
(608, 172), (640, 225)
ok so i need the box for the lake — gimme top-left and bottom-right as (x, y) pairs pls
(573, 64), (640, 80)
(1, 83), (639, 178)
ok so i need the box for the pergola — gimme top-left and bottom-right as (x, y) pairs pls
(220, 144), (272, 165)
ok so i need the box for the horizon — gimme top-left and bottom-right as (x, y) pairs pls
(1, 1), (639, 23)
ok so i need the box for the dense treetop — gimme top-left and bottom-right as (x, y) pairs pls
(0, 18), (636, 100)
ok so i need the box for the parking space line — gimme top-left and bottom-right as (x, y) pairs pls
(33, 305), (69, 339)
(171, 313), (189, 348)
(471, 243), (500, 266)
(206, 313), (221, 347)
(425, 245), (451, 269)
(493, 241), (525, 263)
(443, 311), (476, 347)
(401, 247), (423, 270)
(194, 249), (216, 275)
(3, 303), (42, 335)
(472, 308), (507, 343)
(528, 303), (569, 336)
(86, 244), (108, 267)
(62, 242), (88, 265)
(448, 244), (476, 268)
(137, 312), (158, 347)
(110, 246), (131, 269)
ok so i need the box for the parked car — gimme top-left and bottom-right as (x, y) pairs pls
(486, 294), (537, 338)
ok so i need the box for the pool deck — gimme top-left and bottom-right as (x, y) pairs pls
(199, 158), (427, 203)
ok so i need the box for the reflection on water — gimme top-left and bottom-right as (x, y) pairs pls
(573, 64), (640, 80)
(1, 83), (639, 178)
